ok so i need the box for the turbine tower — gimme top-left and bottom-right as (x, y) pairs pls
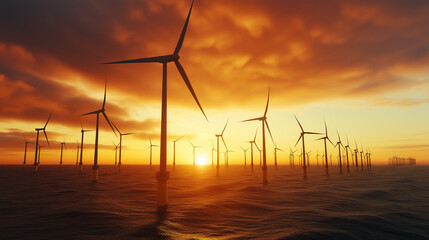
(273, 143), (283, 167)
(172, 136), (183, 168)
(215, 120), (228, 171)
(354, 141), (359, 170)
(113, 142), (119, 165)
(37, 145), (44, 165)
(335, 131), (345, 173)
(316, 121), (333, 175)
(79, 123), (93, 172)
(188, 140), (200, 167)
(242, 88), (273, 184)
(316, 152), (321, 166)
(289, 148), (297, 167)
(33, 113), (52, 173)
(241, 147), (249, 166)
(248, 129), (258, 167)
(149, 138), (159, 166)
(112, 123), (134, 169)
(344, 137), (351, 171)
(360, 145), (364, 169)
(60, 140), (66, 167)
(105, 0), (206, 207)
(294, 116), (320, 176)
(211, 141), (216, 167)
(23, 138), (32, 167)
(73, 141), (80, 165)
(81, 81), (117, 181)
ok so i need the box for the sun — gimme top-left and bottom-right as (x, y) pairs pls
(196, 155), (208, 165)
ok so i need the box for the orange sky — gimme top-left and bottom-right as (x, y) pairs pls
(1, 0), (429, 165)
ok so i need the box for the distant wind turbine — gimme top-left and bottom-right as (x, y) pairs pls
(224, 149), (234, 166)
(73, 141), (80, 165)
(294, 116), (320, 176)
(81, 81), (117, 181)
(37, 145), (44, 165)
(289, 148), (297, 167)
(172, 136), (183, 168)
(241, 147), (249, 166)
(149, 138), (159, 166)
(344, 137), (351, 171)
(79, 123), (93, 172)
(211, 141), (216, 167)
(242, 88), (273, 184)
(33, 113), (52, 172)
(248, 129), (258, 167)
(188, 140), (200, 167)
(112, 123), (134, 168)
(354, 141), (359, 170)
(316, 121), (333, 174)
(215, 120), (228, 170)
(316, 152), (321, 166)
(360, 145), (364, 169)
(335, 131), (345, 172)
(105, 0), (206, 207)
(60, 140), (66, 167)
(23, 137), (33, 167)
(273, 143), (283, 167)
(113, 142), (119, 165)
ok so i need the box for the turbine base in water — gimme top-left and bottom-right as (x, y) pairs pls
(262, 166), (268, 183)
(92, 167), (99, 181)
(33, 165), (38, 173)
(79, 165), (83, 172)
(156, 171), (170, 207)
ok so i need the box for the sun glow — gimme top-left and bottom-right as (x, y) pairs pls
(196, 156), (208, 165)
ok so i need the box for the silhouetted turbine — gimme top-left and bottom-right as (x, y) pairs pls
(294, 115), (320, 175)
(242, 88), (273, 184)
(360, 145), (364, 169)
(241, 147), (249, 166)
(105, 0), (206, 207)
(81, 81), (117, 181)
(149, 138), (159, 166)
(79, 123), (93, 171)
(33, 112), (52, 172)
(60, 140), (66, 167)
(289, 148), (297, 166)
(113, 142), (119, 164)
(112, 123), (134, 168)
(211, 141), (216, 166)
(248, 129), (258, 167)
(73, 141), (80, 165)
(354, 141), (359, 169)
(188, 140), (200, 167)
(37, 145), (44, 165)
(344, 137), (351, 170)
(23, 137), (33, 167)
(273, 143), (283, 167)
(172, 136), (183, 167)
(215, 120), (228, 169)
(316, 121), (333, 174)
(335, 131), (345, 172)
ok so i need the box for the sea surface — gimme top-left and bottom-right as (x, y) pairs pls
(0, 164), (428, 240)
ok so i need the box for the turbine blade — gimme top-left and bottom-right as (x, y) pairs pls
(337, 130), (341, 142)
(112, 121), (121, 135)
(265, 120), (274, 143)
(44, 112), (52, 129)
(221, 136), (227, 150)
(324, 120), (328, 137)
(294, 115), (304, 132)
(102, 111), (117, 137)
(264, 86), (270, 117)
(253, 128), (258, 141)
(304, 132), (321, 135)
(328, 138), (335, 146)
(123, 133), (134, 136)
(81, 110), (99, 116)
(43, 130), (49, 147)
(221, 119), (229, 135)
(174, 60), (208, 121)
(150, 138), (152, 145)
(174, 0), (194, 55)
(104, 55), (172, 64)
(254, 142), (260, 151)
(241, 117), (263, 122)
(80, 121), (83, 130)
(102, 80), (107, 110)
(294, 135), (302, 147)
(175, 136), (184, 142)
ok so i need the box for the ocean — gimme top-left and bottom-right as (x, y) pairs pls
(0, 165), (428, 240)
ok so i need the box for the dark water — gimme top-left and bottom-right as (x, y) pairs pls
(0, 165), (428, 240)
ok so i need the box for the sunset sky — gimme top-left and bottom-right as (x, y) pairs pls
(1, 0), (429, 165)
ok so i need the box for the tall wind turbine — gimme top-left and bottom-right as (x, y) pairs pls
(354, 141), (359, 170)
(211, 141), (216, 167)
(224, 148), (234, 166)
(316, 121), (333, 174)
(172, 136), (183, 168)
(23, 138), (33, 167)
(368, 149), (372, 167)
(81, 81), (117, 181)
(360, 145), (364, 169)
(33, 113), (52, 173)
(59, 140), (66, 167)
(149, 138), (159, 166)
(105, 0), (206, 207)
(249, 129), (258, 167)
(215, 120), (228, 170)
(79, 123), (93, 172)
(113, 142), (119, 165)
(74, 141), (80, 165)
(37, 145), (44, 165)
(242, 88), (273, 184)
(273, 143), (283, 167)
(188, 140), (200, 167)
(289, 148), (297, 167)
(344, 137), (351, 171)
(241, 147), (248, 166)
(335, 131), (345, 172)
(294, 116), (320, 175)
(112, 123), (134, 168)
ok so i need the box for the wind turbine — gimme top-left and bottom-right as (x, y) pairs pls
(188, 140), (200, 167)
(105, 0), (206, 207)
(60, 140), (66, 167)
(316, 152), (321, 166)
(113, 142), (119, 165)
(360, 145), (364, 169)
(215, 120), (228, 170)
(81, 81), (117, 181)
(289, 148), (297, 167)
(306, 151), (312, 166)
(242, 88), (273, 184)
(224, 149), (234, 166)
(254, 143), (262, 166)
(37, 145), (44, 165)
(33, 113), (52, 172)
(241, 147), (249, 166)
(294, 116), (320, 175)
(112, 123), (134, 168)
(316, 121), (333, 174)
(248, 129), (258, 167)
(368, 149), (372, 167)
(23, 138), (33, 167)
(211, 141), (216, 167)
(172, 136), (183, 168)
(335, 131), (345, 172)
(354, 141), (359, 169)
(73, 141), (80, 165)
(79, 123), (93, 172)
(273, 143), (283, 167)
(148, 138), (159, 166)
(344, 137), (351, 171)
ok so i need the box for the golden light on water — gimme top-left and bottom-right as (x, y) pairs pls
(196, 155), (208, 166)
